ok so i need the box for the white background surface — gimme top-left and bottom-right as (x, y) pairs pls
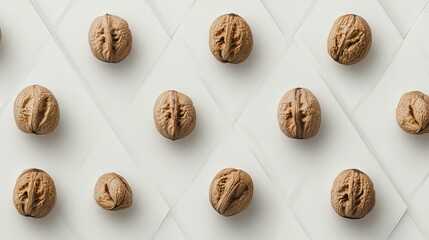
(0, 0), (428, 239)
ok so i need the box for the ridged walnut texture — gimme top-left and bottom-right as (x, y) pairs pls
(13, 168), (57, 218)
(327, 14), (372, 65)
(14, 85), (60, 135)
(209, 13), (253, 64)
(209, 168), (253, 217)
(94, 173), (133, 211)
(396, 91), (429, 134)
(331, 169), (375, 219)
(277, 87), (321, 139)
(153, 90), (196, 140)
(88, 14), (132, 63)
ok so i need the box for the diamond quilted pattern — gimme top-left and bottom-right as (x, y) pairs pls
(174, 131), (288, 240)
(179, 0), (288, 117)
(295, 0), (403, 111)
(0, 0), (49, 114)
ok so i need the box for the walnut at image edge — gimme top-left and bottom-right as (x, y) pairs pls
(277, 87), (321, 139)
(209, 168), (254, 217)
(94, 173), (133, 211)
(88, 13), (132, 63)
(209, 13), (253, 64)
(153, 90), (196, 140)
(14, 84), (60, 135)
(327, 14), (372, 65)
(331, 169), (375, 219)
(13, 168), (57, 218)
(396, 91), (429, 134)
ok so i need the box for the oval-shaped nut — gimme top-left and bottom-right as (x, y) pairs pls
(331, 169), (375, 219)
(14, 85), (60, 135)
(209, 168), (253, 217)
(327, 14), (372, 65)
(13, 168), (57, 218)
(88, 13), (132, 63)
(94, 173), (133, 211)
(396, 91), (429, 134)
(153, 90), (196, 140)
(277, 87), (321, 139)
(209, 13), (253, 64)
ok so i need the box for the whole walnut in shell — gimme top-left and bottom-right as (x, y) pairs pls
(209, 13), (253, 64)
(153, 90), (196, 140)
(14, 85), (60, 135)
(209, 168), (253, 217)
(331, 169), (375, 219)
(94, 173), (133, 211)
(327, 14), (372, 65)
(13, 168), (57, 218)
(88, 13), (132, 63)
(277, 87), (321, 139)
(396, 91), (429, 134)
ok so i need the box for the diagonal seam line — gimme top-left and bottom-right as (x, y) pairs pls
(149, 208), (172, 240)
(144, 0), (173, 37)
(29, 0), (141, 167)
(403, 1), (429, 39)
(54, 208), (82, 240)
(169, 0), (197, 39)
(30, 2), (175, 234)
(295, 40), (408, 205)
(400, 210), (427, 239)
(352, 40), (404, 113)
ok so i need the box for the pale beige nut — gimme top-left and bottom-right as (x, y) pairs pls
(13, 168), (57, 218)
(331, 169), (375, 219)
(14, 85), (60, 135)
(327, 14), (372, 65)
(94, 173), (133, 211)
(209, 168), (253, 217)
(396, 91), (429, 134)
(277, 87), (321, 139)
(88, 14), (132, 63)
(209, 13), (253, 64)
(153, 90), (196, 140)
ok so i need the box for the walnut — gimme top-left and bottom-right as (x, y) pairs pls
(277, 87), (321, 139)
(94, 173), (133, 211)
(327, 14), (372, 65)
(396, 91), (429, 134)
(209, 13), (253, 64)
(331, 169), (375, 219)
(209, 168), (253, 217)
(13, 168), (57, 218)
(14, 85), (60, 135)
(88, 14), (132, 63)
(153, 90), (196, 140)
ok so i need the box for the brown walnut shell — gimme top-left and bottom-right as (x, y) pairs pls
(88, 14), (132, 63)
(153, 90), (196, 140)
(327, 14), (372, 65)
(209, 13), (253, 64)
(13, 168), (57, 218)
(331, 169), (375, 219)
(396, 91), (429, 134)
(277, 87), (321, 139)
(209, 168), (253, 217)
(14, 85), (60, 135)
(94, 173), (133, 211)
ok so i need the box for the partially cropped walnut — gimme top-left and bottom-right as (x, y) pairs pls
(153, 90), (196, 140)
(209, 168), (253, 217)
(327, 14), (372, 65)
(94, 173), (133, 211)
(13, 168), (57, 218)
(88, 14), (132, 63)
(14, 85), (60, 135)
(396, 91), (429, 134)
(277, 87), (321, 139)
(331, 169), (375, 219)
(209, 13), (253, 64)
